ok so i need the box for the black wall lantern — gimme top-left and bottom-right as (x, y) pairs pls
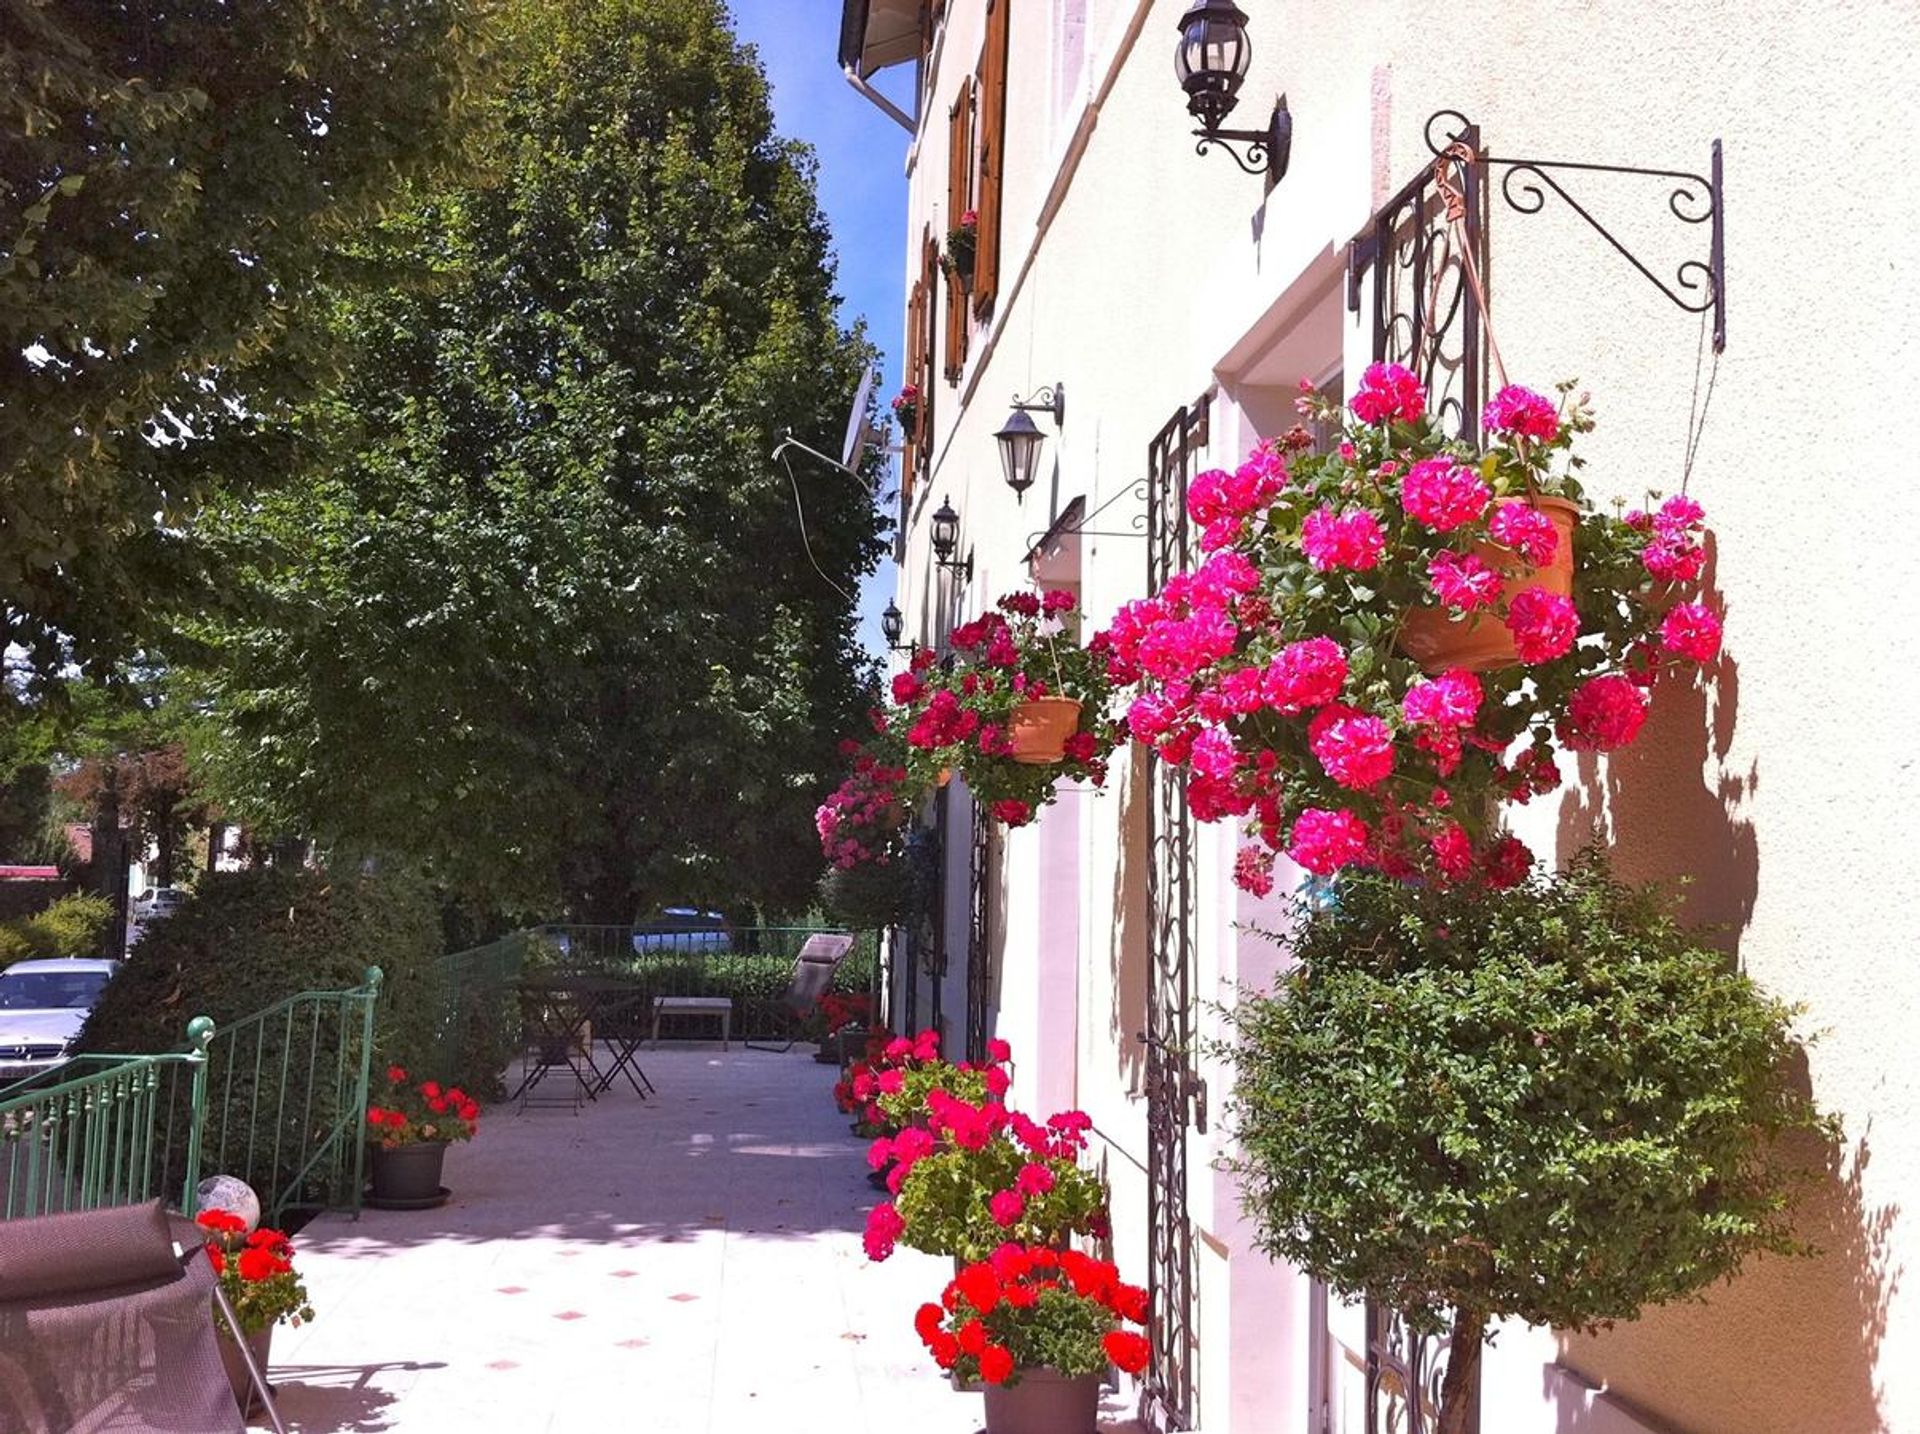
(881, 600), (907, 650)
(1174, 0), (1290, 186)
(994, 383), (1064, 501)
(929, 496), (972, 581)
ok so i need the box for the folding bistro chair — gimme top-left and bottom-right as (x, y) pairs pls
(0, 1198), (281, 1433)
(746, 932), (857, 1053)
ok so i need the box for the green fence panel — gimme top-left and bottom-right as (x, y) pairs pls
(0, 1017), (213, 1220)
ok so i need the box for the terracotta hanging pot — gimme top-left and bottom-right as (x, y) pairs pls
(1007, 697), (1083, 765)
(1397, 496), (1579, 674)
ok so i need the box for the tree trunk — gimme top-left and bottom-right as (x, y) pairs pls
(153, 796), (176, 887)
(207, 821), (226, 874)
(91, 776), (130, 962)
(1434, 1307), (1486, 1434)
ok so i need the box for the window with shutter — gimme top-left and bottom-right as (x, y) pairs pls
(944, 76), (975, 382)
(972, 0), (1010, 318)
(902, 273), (925, 503)
(918, 229), (938, 471)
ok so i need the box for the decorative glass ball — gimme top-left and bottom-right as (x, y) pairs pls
(196, 1175), (262, 1233)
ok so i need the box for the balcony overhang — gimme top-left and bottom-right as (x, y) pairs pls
(838, 0), (921, 79)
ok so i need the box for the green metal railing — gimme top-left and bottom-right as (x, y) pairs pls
(428, 925), (879, 1092)
(0, 968), (383, 1224)
(201, 966), (383, 1223)
(0, 1018), (214, 1220)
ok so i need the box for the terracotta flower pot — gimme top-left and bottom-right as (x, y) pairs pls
(367, 1139), (449, 1203)
(982, 1367), (1102, 1434)
(1397, 495), (1579, 673)
(219, 1323), (273, 1416)
(1007, 697), (1083, 765)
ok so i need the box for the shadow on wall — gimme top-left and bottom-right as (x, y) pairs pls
(1108, 743), (1150, 1099)
(1553, 1119), (1898, 1434)
(1547, 548), (1898, 1432)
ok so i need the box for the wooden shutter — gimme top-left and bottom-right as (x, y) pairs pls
(902, 273), (925, 502)
(973, 0), (1010, 318)
(944, 76), (975, 382)
(918, 229), (938, 473)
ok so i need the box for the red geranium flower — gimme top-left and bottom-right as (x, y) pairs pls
(1103, 1329), (1151, 1374)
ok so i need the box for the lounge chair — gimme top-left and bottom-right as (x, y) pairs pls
(746, 933), (858, 1053)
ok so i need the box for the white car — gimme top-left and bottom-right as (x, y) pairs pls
(0, 957), (120, 1083)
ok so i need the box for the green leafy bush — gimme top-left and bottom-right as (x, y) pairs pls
(0, 891), (115, 963)
(1222, 850), (1827, 1433)
(818, 859), (913, 929)
(78, 867), (445, 1213)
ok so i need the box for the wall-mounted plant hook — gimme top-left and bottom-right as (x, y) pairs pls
(1424, 109), (1726, 352)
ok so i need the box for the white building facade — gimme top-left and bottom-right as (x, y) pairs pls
(837, 3), (1920, 1431)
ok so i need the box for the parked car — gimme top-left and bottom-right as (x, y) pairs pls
(135, 886), (189, 919)
(631, 908), (733, 954)
(0, 957), (120, 1083)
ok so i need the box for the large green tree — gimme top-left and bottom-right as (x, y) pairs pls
(0, 0), (492, 690)
(186, 0), (884, 921)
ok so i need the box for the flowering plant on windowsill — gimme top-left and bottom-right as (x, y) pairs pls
(864, 1085), (1110, 1264)
(889, 591), (1124, 828)
(365, 1066), (480, 1147)
(893, 383), (921, 432)
(196, 1210), (315, 1337)
(944, 209), (978, 279)
(914, 1244), (1150, 1387)
(1098, 364), (1723, 889)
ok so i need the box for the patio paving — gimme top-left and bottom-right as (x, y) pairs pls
(257, 1045), (1138, 1433)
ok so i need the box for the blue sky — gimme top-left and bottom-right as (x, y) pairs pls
(728, 0), (913, 659)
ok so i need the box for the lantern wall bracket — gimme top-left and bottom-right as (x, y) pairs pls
(1421, 108), (1726, 352)
(1195, 94), (1290, 187)
(1009, 383), (1065, 426)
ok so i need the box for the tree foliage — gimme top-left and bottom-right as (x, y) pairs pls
(1223, 852), (1827, 1430)
(0, 0), (492, 689)
(184, 0), (884, 921)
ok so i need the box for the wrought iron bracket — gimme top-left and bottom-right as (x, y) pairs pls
(1194, 94), (1291, 189)
(1136, 1030), (1209, 1134)
(1425, 108), (1726, 351)
(1023, 477), (1148, 554)
(1009, 383), (1065, 426)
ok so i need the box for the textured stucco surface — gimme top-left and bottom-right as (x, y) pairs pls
(885, 2), (1920, 1430)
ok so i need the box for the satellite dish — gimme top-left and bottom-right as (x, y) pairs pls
(841, 365), (880, 469)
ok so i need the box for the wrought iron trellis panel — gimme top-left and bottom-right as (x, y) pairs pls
(965, 798), (994, 1064)
(1142, 393), (1208, 1432)
(1364, 1302), (1476, 1434)
(928, 782), (952, 1039)
(1347, 120), (1486, 443)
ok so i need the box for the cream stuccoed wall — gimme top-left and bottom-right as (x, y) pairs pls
(880, 2), (1920, 1432)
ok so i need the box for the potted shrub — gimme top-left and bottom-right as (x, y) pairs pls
(1098, 364), (1722, 886)
(889, 592), (1123, 828)
(913, 1244), (1150, 1434)
(944, 209), (978, 289)
(812, 990), (875, 1064)
(364, 1064), (480, 1207)
(1221, 852), (1829, 1434)
(195, 1209), (315, 1415)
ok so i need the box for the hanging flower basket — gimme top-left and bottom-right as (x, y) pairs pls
(1007, 697), (1083, 764)
(1396, 494), (1578, 672)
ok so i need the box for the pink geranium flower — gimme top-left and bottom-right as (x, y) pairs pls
(988, 1189), (1026, 1227)
(1232, 845), (1275, 897)
(1504, 586), (1578, 663)
(1482, 385), (1561, 440)
(1288, 808), (1371, 876)
(1349, 362), (1426, 424)
(1401, 669), (1482, 728)
(1559, 673), (1649, 751)
(1399, 457), (1490, 532)
(1660, 602), (1723, 662)
(1427, 549), (1503, 611)
(1301, 507), (1386, 572)
(1488, 501), (1561, 567)
(1261, 637), (1348, 713)
(1308, 706), (1396, 790)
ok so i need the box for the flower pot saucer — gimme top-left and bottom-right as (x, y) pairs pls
(364, 1184), (451, 1211)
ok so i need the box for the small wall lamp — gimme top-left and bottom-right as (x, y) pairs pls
(995, 384), (1065, 502)
(1173, 0), (1290, 186)
(929, 496), (973, 581)
(881, 600), (909, 650)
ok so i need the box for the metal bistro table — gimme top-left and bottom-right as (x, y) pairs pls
(511, 973), (657, 1107)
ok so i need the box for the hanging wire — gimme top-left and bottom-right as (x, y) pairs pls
(779, 449), (858, 608)
(1678, 306), (1721, 494)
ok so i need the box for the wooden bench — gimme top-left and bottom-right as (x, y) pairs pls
(650, 995), (733, 1049)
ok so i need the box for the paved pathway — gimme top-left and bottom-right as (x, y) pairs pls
(260, 1047), (1128, 1433)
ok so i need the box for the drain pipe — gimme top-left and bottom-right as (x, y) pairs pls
(843, 64), (915, 134)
